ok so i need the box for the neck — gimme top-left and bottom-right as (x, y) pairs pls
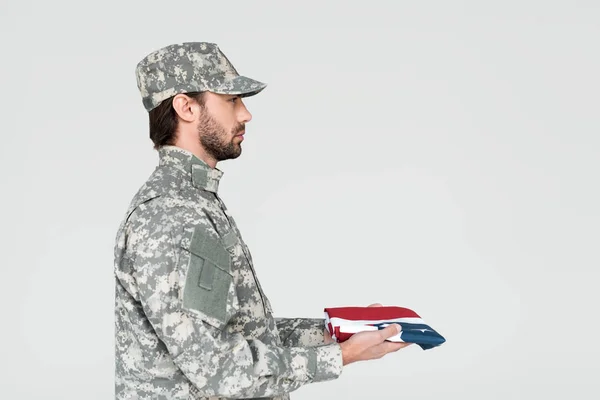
(173, 137), (217, 169)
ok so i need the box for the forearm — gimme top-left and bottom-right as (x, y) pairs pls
(173, 325), (342, 398)
(276, 317), (327, 347)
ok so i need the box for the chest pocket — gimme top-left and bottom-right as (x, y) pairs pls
(219, 228), (274, 316)
(181, 225), (237, 330)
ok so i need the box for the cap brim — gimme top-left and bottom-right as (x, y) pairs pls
(210, 75), (267, 97)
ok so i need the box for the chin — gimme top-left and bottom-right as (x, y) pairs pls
(222, 152), (242, 161)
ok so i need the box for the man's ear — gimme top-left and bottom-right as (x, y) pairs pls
(172, 94), (199, 123)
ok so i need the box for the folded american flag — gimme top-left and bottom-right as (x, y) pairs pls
(324, 306), (446, 350)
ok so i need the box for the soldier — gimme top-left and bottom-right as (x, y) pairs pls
(114, 41), (409, 400)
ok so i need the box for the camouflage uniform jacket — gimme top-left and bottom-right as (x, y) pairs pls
(114, 146), (343, 399)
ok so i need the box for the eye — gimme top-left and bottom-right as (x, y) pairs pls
(229, 97), (238, 103)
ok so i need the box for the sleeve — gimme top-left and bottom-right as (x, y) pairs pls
(276, 318), (327, 347)
(130, 211), (343, 399)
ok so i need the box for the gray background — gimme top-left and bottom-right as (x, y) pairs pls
(1, 0), (599, 398)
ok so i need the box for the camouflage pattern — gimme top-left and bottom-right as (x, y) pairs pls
(136, 42), (267, 112)
(275, 318), (329, 347)
(114, 146), (343, 399)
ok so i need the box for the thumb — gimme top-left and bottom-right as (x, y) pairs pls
(379, 324), (401, 340)
(368, 303), (383, 307)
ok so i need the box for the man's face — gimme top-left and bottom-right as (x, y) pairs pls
(196, 92), (252, 161)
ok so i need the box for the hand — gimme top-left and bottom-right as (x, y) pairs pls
(335, 302), (411, 365)
(340, 324), (411, 365)
(322, 302), (386, 345)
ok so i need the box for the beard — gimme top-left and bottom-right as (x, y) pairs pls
(197, 107), (245, 162)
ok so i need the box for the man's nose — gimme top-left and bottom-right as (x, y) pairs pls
(239, 101), (252, 123)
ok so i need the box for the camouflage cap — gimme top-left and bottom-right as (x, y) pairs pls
(135, 42), (267, 112)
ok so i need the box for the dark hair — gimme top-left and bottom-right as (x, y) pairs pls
(148, 91), (206, 149)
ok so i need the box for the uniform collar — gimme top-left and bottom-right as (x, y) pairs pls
(158, 145), (223, 193)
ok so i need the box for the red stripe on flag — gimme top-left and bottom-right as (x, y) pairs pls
(324, 306), (421, 320)
(336, 331), (354, 342)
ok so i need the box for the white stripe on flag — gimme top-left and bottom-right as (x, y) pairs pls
(328, 316), (425, 326)
(335, 325), (405, 342)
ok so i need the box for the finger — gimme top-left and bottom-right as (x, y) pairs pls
(382, 341), (410, 353)
(391, 342), (411, 350)
(367, 303), (383, 307)
(374, 340), (410, 355)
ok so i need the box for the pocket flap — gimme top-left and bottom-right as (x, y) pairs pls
(221, 230), (238, 250)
